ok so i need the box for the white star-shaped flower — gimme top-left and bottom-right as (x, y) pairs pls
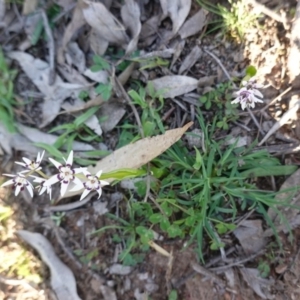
(231, 87), (263, 110)
(1, 173), (33, 197)
(15, 151), (45, 172)
(43, 151), (83, 197)
(31, 176), (52, 200)
(71, 169), (109, 201)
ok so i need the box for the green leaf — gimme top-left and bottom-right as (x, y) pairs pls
(240, 165), (297, 178)
(245, 65), (257, 77)
(95, 83), (112, 101)
(74, 106), (99, 127)
(168, 290), (178, 300)
(193, 147), (202, 170)
(90, 65), (105, 72)
(215, 222), (236, 234)
(92, 55), (110, 70)
(34, 143), (63, 159)
(149, 213), (163, 224)
(167, 225), (182, 238)
(160, 218), (170, 231)
(101, 168), (146, 180)
(48, 123), (75, 133)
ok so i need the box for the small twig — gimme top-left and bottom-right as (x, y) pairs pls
(247, 106), (265, 136)
(261, 86), (292, 112)
(192, 263), (226, 287)
(0, 275), (38, 291)
(204, 49), (235, 87)
(210, 249), (265, 272)
(246, 0), (287, 25)
(40, 9), (56, 85)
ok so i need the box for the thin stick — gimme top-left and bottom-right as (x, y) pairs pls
(40, 10), (56, 85)
(245, 0), (287, 25)
(261, 86), (292, 112)
(204, 49), (234, 86)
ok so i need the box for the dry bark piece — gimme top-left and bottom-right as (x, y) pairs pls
(178, 8), (208, 39)
(17, 230), (82, 300)
(121, 0), (141, 54)
(149, 75), (198, 98)
(159, 0), (192, 34)
(82, 0), (129, 46)
(178, 46), (202, 74)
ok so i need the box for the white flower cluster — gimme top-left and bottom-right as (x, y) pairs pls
(0, 151), (109, 201)
(231, 78), (264, 110)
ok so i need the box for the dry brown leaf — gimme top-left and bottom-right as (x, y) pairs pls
(90, 122), (192, 173)
(240, 268), (274, 299)
(179, 46), (202, 74)
(267, 168), (300, 230)
(17, 230), (82, 300)
(58, 1), (86, 64)
(89, 29), (109, 56)
(17, 123), (95, 151)
(83, 68), (108, 83)
(63, 122), (192, 198)
(0, 0), (5, 23)
(99, 101), (126, 132)
(22, 0), (38, 15)
(66, 42), (86, 73)
(233, 220), (266, 254)
(121, 0), (141, 54)
(7, 51), (83, 127)
(149, 75), (198, 98)
(159, 0), (191, 34)
(82, 0), (129, 46)
(178, 9), (208, 39)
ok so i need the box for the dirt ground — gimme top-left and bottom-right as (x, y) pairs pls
(2, 0), (300, 299)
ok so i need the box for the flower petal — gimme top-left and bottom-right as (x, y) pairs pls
(253, 89), (263, 98)
(49, 158), (62, 169)
(73, 177), (83, 187)
(15, 162), (27, 167)
(26, 184), (34, 198)
(80, 188), (91, 201)
(66, 151), (73, 165)
(37, 151), (45, 162)
(96, 188), (102, 199)
(22, 157), (32, 165)
(1, 179), (14, 187)
(44, 174), (60, 187)
(60, 182), (69, 196)
(15, 185), (22, 196)
(96, 170), (103, 177)
(100, 180), (109, 187)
